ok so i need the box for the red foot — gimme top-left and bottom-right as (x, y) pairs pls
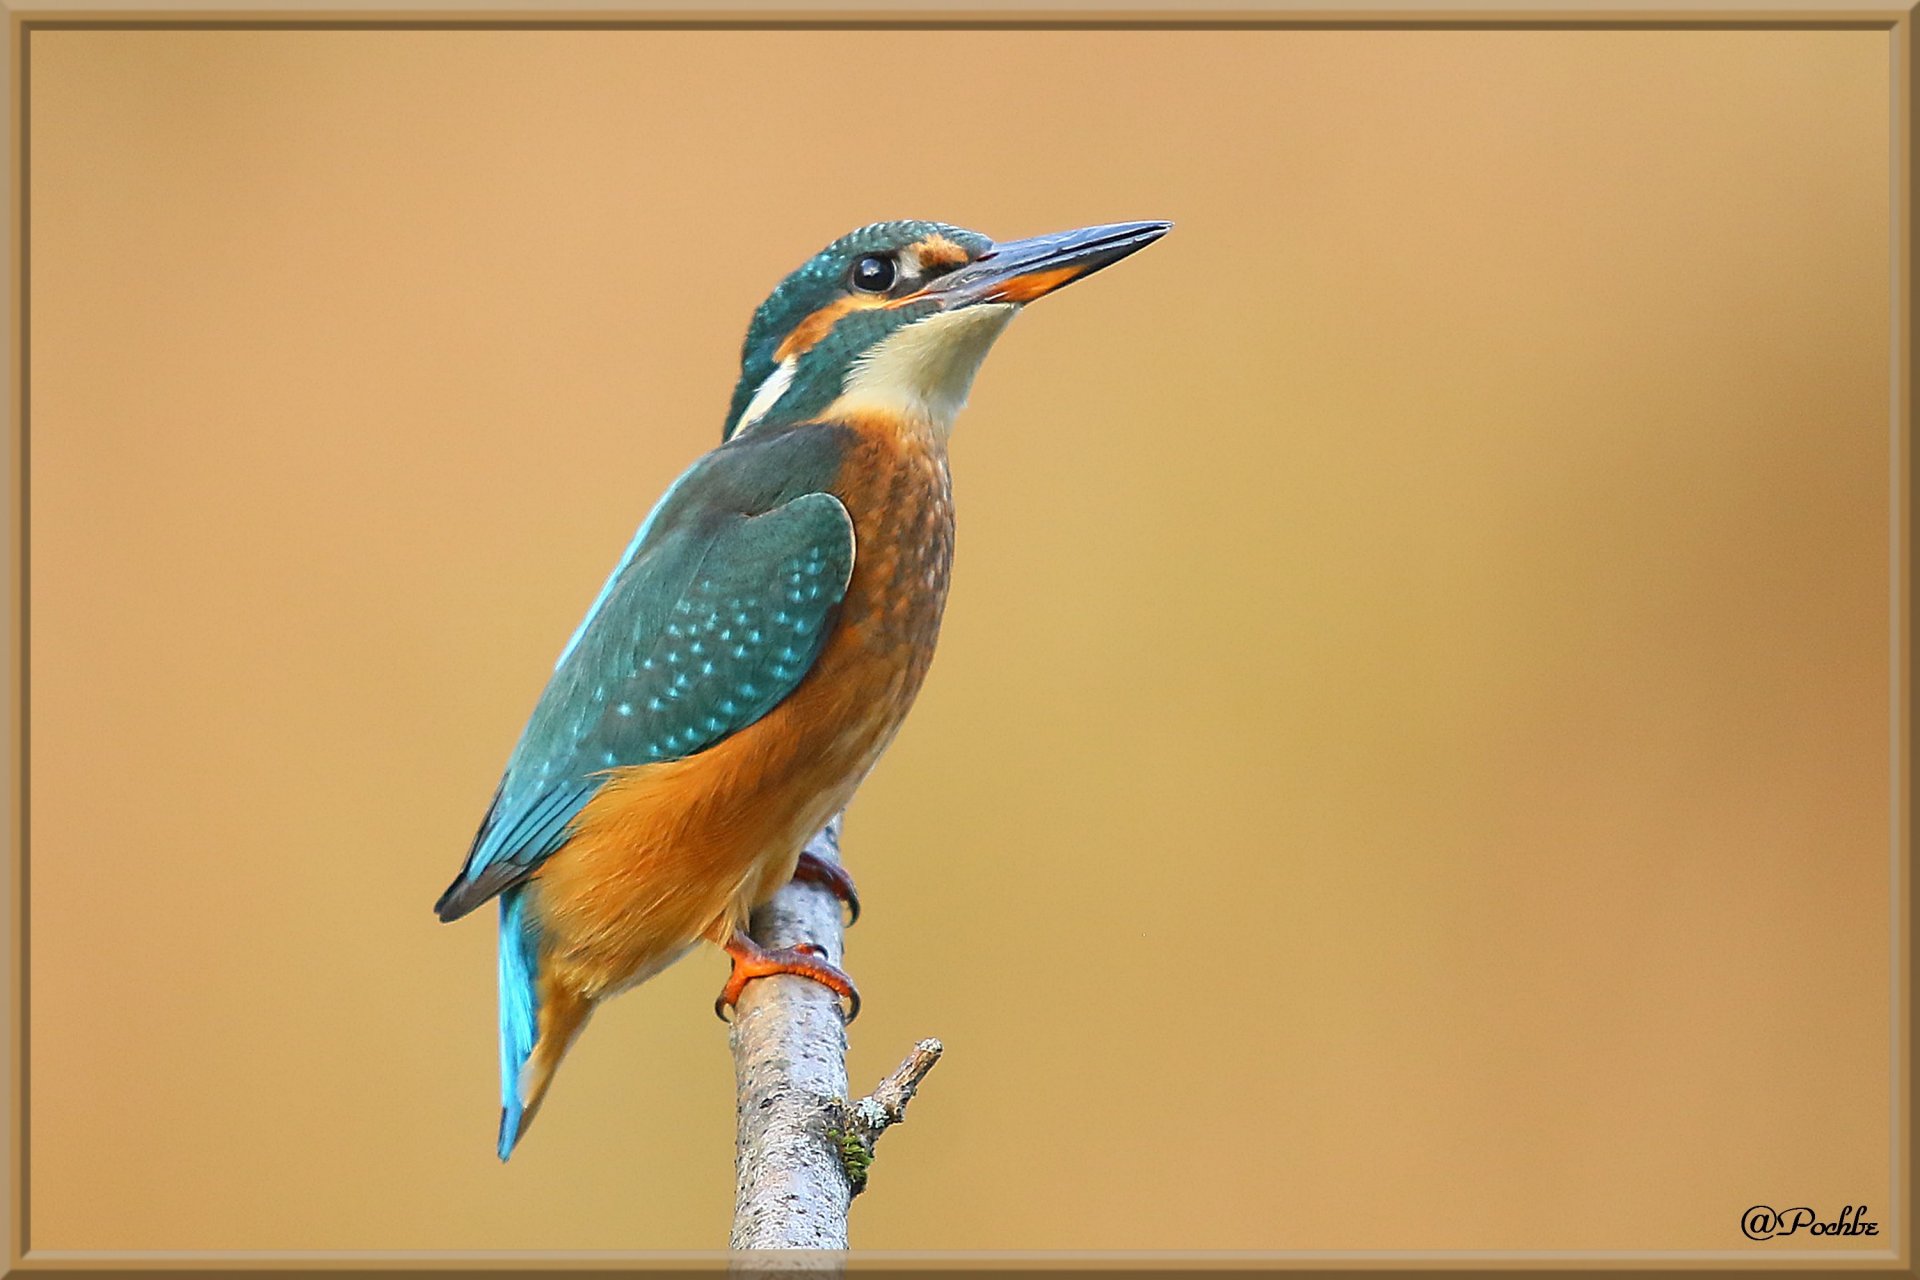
(791, 851), (861, 926)
(714, 931), (861, 1023)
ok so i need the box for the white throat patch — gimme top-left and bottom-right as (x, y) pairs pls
(829, 303), (1019, 438)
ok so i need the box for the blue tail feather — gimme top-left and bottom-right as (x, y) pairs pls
(496, 886), (541, 1161)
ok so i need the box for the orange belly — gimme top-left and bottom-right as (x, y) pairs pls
(530, 420), (953, 1001)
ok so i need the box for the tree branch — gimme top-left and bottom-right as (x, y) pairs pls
(826, 1037), (944, 1199)
(728, 815), (944, 1250)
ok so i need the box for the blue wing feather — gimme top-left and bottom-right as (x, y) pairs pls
(435, 486), (855, 921)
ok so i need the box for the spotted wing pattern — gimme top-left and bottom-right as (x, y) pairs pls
(434, 491), (855, 921)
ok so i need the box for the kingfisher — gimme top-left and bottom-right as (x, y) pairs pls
(435, 217), (1170, 1159)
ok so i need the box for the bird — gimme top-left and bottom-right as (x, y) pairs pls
(435, 217), (1171, 1159)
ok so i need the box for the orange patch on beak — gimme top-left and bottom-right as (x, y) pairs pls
(984, 266), (1086, 304)
(773, 295), (890, 362)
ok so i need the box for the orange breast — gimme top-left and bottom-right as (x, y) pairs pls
(531, 419), (955, 1000)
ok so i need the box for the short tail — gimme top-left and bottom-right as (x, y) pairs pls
(495, 886), (592, 1161)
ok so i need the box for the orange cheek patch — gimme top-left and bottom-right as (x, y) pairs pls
(989, 266), (1085, 304)
(774, 295), (889, 362)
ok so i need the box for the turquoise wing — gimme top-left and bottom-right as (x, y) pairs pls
(434, 489), (855, 921)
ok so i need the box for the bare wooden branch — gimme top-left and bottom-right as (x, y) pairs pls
(728, 816), (944, 1250)
(729, 817), (854, 1250)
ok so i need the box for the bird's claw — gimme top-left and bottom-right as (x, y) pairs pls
(790, 851), (861, 926)
(714, 933), (860, 1023)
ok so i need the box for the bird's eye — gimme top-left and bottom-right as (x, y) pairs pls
(850, 254), (896, 294)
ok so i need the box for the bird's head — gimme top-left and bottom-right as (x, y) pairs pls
(722, 218), (1170, 441)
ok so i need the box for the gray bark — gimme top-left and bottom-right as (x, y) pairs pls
(728, 815), (943, 1251)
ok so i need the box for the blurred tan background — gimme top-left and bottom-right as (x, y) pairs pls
(25, 25), (1894, 1253)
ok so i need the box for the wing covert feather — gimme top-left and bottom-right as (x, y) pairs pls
(434, 490), (855, 921)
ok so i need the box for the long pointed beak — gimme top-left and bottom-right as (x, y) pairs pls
(922, 220), (1171, 308)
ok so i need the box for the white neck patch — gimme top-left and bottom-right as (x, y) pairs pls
(828, 303), (1019, 438)
(736, 356), (797, 431)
